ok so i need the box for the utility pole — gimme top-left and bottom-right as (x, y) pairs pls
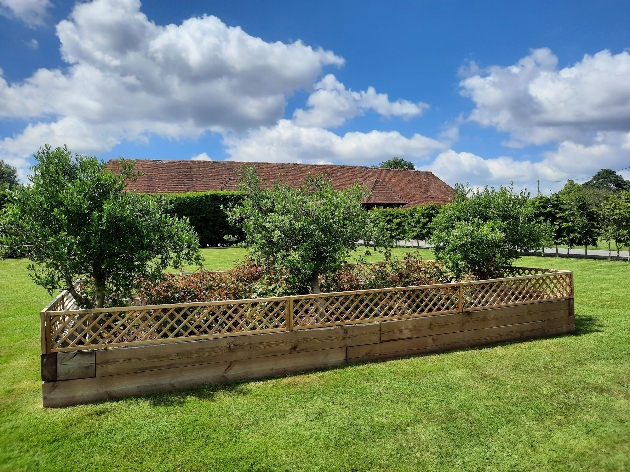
(537, 179), (540, 196)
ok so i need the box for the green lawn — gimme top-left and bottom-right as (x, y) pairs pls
(1, 250), (629, 471)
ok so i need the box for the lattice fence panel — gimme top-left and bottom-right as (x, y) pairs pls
(48, 299), (287, 351)
(292, 285), (460, 329)
(504, 267), (554, 277)
(463, 273), (572, 309)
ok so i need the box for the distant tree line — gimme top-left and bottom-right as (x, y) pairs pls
(532, 169), (630, 257)
(372, 168), (630, 271)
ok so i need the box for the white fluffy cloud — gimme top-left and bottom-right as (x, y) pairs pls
(423, 131), (630, 191)
(1, 0), (444, 183)
(0, 0), (343, 171)
(461, 48), (630, 147)
(225, 74), (436, 165)
(422, 150), (554, 188)
(224, 119), (445, 165)
(293, 74), (428, 128)
(448, 48), (630, 190)
(0, 0), (51, 27)
(191, 152), (211, 161)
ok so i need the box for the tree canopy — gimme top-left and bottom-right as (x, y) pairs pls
(376, 157), (415, 170)
(583, 168), (630, 193)
(599, 191), (630, 258)
(0, 160), (19, 188)
(430, 185), (550, 280)
(228, 167), (390, 294)
(0, 145), (201, 308)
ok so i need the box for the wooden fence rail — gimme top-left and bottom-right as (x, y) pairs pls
(41, 269), (573, 355)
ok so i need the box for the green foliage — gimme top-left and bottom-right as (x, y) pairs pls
(0, 159), (19, 187)
(557, 180), (600, 250)
(228, 167), (391, 294)
(0, 145), (201, 308)
(406, 204), (440, 241)
(371, 207), (408, 241)
(583, 168), (630, 193)
(370, 204), (440, 243)
(0, 184), (12, 212)
(430, 185), (550, 279)
(161, 191), (245, 246)
(532, 193), (565, 248)
(600, 191), (630, 257)
(376, 156), (415, 170)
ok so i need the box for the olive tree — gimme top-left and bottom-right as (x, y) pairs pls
(430, 185), (551, 280)
(228, 167), (390, 294)
(0, 145), (201, 308)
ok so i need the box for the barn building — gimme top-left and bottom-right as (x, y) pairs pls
(109, 160), (455, 208)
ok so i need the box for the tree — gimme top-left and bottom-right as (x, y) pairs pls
(376, 157), (415, 170)
(583, 168), (630, 193)
(430, 185), (550, 280)
(228, 167), (390, 294)
(532, 193), (565, 255)
(557, 180), (600, 254)
(0, 145), (201, 308)
(600, 191), (630, 260)
(0, 160), (19, 188)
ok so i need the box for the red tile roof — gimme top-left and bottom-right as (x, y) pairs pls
(107, 160), (455, 208)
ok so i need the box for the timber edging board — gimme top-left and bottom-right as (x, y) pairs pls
(42, 298), (574, 407)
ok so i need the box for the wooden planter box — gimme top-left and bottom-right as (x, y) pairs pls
(40, 269), (574, 407)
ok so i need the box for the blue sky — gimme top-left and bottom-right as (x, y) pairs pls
(1, 0), (630, 192)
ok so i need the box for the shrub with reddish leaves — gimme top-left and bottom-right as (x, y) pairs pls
(320, 254), (450, 292)
(137, 258), (288, 304)
(137, 253), (451, 303)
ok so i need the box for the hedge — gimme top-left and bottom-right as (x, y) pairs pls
(371, 204), (440, 243)
(159, 191), (245, 247)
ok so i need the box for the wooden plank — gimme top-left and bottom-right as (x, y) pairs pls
(40, 312), (47, 354)
(96, 323), (379, 377)
(44, 347), (347, 408)
(57, 351), (96, 380)
(41, 353), (57, 382)
(349, 317), (574, 363)
(381, 299), (571, 342)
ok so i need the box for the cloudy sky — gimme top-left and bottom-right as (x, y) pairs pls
(1, 0), (630, 192)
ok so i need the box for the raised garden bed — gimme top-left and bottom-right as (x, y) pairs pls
(40, 266), (574, 407)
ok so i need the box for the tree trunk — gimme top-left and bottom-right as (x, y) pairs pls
(309, 273), (321, 294)
(65, 276), (91, 309)
(94, 277), (106, 309)
(584, 245), (588, 256)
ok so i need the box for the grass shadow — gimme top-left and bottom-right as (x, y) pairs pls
(145, 379), (252, 407)
(573, 313), (603, 336)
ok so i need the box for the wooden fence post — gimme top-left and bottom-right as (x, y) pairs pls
(287, 297), (294, 331)
(40, 311), (49, 354)
(458, 283), (463, 313)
